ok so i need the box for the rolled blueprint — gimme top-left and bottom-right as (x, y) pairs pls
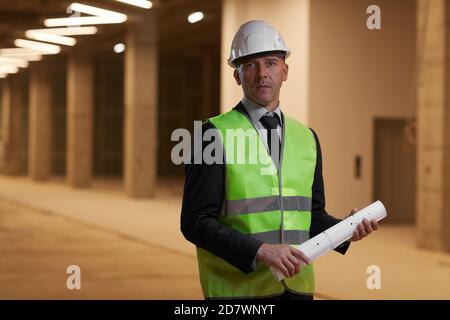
(270, 200), (387, 281)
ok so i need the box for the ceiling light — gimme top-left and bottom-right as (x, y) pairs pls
(0, 48), (39, 55)
(44, 3), (127, 27)
(0, 57), (29, 68)
(116, 0), (152, 9)
(26, 30), (76, 46)
(0, 65), (19, 74)
(70, 3), (125, 18)
(188, 12), (204, 24)
(0, 54), (42, 61)
(113, 43), (125, 53)
(14, 39), (61, 55)
(0, 49), (43, 61)
(45, 16), (125, 27)
(0, 48), (33, 56)
(38, 26), (98, 36)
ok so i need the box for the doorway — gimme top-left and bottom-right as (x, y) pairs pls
(373, 118), (416, 224)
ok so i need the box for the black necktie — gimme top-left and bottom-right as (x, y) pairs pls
(260, 114), (281, 165)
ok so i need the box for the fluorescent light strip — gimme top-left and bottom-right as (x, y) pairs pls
(45, 16), (126, 27)
(0, 54), (42, 61)
(15, 39), (61, 54)
(116, 0), (152, 9)
(70, 3), (127, 19)
(0, 49), (43, 61)
(33, 26), (98, 36)
(26, 30), (76, 46)
(45, 3), (126, 27)
(0, 65), (19, 74)
(0, 48), (37, 55)
(0, 57), (29, 68)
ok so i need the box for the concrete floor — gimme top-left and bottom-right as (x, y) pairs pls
(0, 175), (449, 299)
(0, 195), (201, 299)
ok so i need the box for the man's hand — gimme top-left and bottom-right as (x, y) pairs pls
(348, 208), (379, 242)
(256, 244), (310, 278)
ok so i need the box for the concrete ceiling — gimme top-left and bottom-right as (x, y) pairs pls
(0, 0), (221, 53)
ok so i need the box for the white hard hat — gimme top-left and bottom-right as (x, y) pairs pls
(228, 20), (291, 68)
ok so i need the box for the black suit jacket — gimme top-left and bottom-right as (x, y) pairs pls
(180, 103), (349, 274)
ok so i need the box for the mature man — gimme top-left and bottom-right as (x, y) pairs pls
(181, 20), (378, 300)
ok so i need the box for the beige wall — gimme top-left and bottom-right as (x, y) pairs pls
(221, 0), (310, 123)
(309, 0), (416, 217)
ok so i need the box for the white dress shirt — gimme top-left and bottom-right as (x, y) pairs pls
(241, 96), (283, 153)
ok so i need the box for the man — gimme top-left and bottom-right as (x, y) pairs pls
(180, 20), (378, 300)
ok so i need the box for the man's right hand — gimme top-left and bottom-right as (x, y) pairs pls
(256, 243), (310, 278)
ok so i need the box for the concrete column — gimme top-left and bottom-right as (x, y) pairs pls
(29, 61), (52, 180)
(446, 5), (450, 252)
(416, 0), (450, 252)
(0, 72), (26, 175)
(124, 12), (158, 198)
(0, 78), (12, 173)
(67, 47), (93, 187)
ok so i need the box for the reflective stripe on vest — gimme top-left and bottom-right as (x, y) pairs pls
(197, 109), (317, 298)
(224, 195), (312, 216)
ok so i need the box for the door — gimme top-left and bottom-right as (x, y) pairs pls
(373, 118), (416, 224)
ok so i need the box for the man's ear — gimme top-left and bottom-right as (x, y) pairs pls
(233, 68), (242, 85)
(282, 63), (289, 82)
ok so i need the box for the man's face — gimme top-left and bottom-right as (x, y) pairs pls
(233, 54), (288, 107)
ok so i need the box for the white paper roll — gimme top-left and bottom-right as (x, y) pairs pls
(270, 200), (387, 281)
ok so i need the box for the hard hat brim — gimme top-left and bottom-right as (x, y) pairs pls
(228, 49), (291, 68)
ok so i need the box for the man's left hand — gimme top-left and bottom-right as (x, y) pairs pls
(348, 208), (379, 242)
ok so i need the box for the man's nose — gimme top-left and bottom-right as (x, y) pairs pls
(256, 64), (269, 80)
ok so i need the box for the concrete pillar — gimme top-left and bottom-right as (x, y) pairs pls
(0, 78), (12, 173)
(67, 47), (93, 187)
(29, 61), (52, 180)
(124, 12), (158, 198)
(416, 0), (450, 252)
(0, 72), (26, 175)
(446, 6), (450, 252)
